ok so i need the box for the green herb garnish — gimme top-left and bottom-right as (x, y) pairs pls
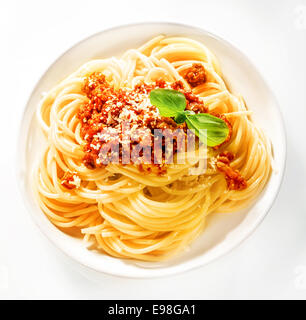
(149, 88), (186, 117)
(150, 88), (229, 147)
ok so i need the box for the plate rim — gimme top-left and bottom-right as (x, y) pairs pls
(16, 22), (287, 278)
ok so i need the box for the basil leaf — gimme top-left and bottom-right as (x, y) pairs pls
(150, 89), (186, 117)
(184, 110), (195, 115)
(186, 113), (229, 147)
(149, 88), (229, 147)
(174, 112), (187, 124)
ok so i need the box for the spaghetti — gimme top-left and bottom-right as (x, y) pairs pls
(35, 36), (272, 261)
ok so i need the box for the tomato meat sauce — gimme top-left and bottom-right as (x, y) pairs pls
(71, 72), (245, 191)
(216, 151), (247, 190)
(185, 63), (206, 87)
(77, 73), (208, 173)
(61, 171), (81, 189)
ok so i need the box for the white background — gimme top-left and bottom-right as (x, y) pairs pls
(0, 0), (306, 299)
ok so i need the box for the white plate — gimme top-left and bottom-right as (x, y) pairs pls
(17, 22), (286, 278)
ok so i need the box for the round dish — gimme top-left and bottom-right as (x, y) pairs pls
(17, 22), (286, 278)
